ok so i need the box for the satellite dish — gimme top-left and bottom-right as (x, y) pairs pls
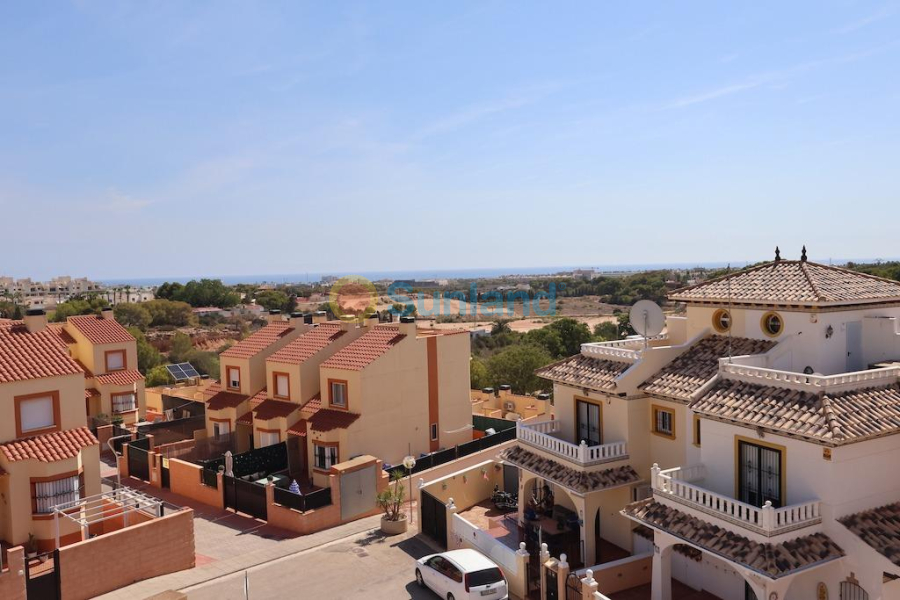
(629, 300), (665, 339)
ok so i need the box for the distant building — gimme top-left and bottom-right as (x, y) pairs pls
(572, 268), (600, 279)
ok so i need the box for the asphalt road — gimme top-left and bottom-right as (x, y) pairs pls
(185, 528), (444, 600)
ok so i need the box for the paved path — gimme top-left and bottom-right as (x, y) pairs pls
(95, 477), (388, 600)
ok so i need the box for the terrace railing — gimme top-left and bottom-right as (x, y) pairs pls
(721, 363), (900, 394)
(651, 464), (821, 537)
(517, 421), (628, 466)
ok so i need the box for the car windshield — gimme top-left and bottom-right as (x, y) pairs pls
(467, 567), (504, 587)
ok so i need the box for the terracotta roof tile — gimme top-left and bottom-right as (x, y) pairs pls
(308, 408), (360, 432)
(267, 323), (345, 365)
(301, 393), (322, 415)
(839, 502), (900, 566)
(84, 388), (100, 399)
(623, 500), (843, 578)
(236, 411), (253, 425)
(0, 321), (83, 384)
(535, 354), (631, 392)
(287, 419), (308, 437)
(253, 399), (300, 421)
(321, 325), (405, 371)
(499, 445), (640, 495)
(220, 322), (295, 359)
(0, 428), (99, 463)
(206, 389), (249, 411)
(68, 314), (135, 345)
(95, 369), (143, 387)
(47, 324), (77, 345)
(692, 380), (900, 446)
(642, 336), (776, 402)
(670, 260), (900, 307)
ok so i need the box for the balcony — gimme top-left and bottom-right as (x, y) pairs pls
(516, 420), (628, 467)
(580, 335), (669, 363)
(720, 362), (900, 394)
(651, 464), (821, 538)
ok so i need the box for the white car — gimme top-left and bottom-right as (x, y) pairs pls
(415, 549), (508, 600)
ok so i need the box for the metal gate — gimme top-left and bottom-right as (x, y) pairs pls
(566, 572), (583, 600)
(25, 550), (60, 600)
(223, 475), (268, 520)
(420, 490), (447, 548)
(546, 566), (559, 600)
(340, 465), (376, 521)
(841, 581), (869, 600)
(127, 438), (151, 481)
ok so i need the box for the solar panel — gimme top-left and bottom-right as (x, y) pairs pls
(165, 362), (200, 382)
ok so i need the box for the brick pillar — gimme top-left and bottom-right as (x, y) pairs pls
(149, 452), (163, 488)
(120, 444), (130, 478)
(582, 569), (599, 597)
(215, 471), (225, 509)
(446, 498), (459, 549)
(0, 546), (27, 600)
(539, 543), (550, 600)
(557, 554), (570, 600)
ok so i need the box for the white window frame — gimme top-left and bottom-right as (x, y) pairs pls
(213, 421), (231, 439)
(258, 430), (280, 447)
(330, 382), (347, 407)
(20, 395), (55, 433)
(314, 444), (338, 470)
(654, 407), (674, 437)
(112, 393), (137, 414)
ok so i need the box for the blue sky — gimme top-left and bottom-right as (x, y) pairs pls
(1, 2), (898, 280)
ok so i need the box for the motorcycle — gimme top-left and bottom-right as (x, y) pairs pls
(491, 486), (518, 513)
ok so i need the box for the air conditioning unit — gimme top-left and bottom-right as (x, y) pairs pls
(504, 401), (515, 411)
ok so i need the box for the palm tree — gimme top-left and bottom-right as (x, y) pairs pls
(491, 320), (512, 335)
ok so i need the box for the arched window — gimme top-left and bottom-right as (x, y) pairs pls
(760, 311), (784, 337)
(840, 579), (869, 600)
(712, 309), (731, 333)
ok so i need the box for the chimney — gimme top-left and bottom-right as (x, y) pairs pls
(499, 384), (512, 397)
(303, 313), (314, 325)
(313, 311), (327, 324)
(101, 307), (115, 321)
(289, 312), (306, 328)
(267, 309), (283, 323)
(399, 315), (417, 337)
(366, 313), (380, 328)
(24, 308), (47, 333)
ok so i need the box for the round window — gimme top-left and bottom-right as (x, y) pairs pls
(761, 311), (783, 337)
(712, 309), (731, 333)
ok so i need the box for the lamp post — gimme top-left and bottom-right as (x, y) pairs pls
(402, 455), (416, 524)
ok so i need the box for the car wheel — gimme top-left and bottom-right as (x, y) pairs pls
(415, 569), (424, 587)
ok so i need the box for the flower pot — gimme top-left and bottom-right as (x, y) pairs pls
(380, 514), (409, 535)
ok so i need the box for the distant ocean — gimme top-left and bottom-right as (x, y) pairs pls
(98, 261), (748, 286)
(96, 257), (895, 287)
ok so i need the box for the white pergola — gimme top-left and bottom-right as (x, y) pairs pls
(50, 487), (164, 548)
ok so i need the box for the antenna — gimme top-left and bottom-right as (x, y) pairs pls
(629, 300), (665, 348)
(726, 263), (733, 363)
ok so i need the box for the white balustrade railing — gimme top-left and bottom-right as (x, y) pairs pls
(517, 421), (628, 466)
(651, 464), (821, 536)
(452, 513), (518, 574)
(721, 363), (900, 394)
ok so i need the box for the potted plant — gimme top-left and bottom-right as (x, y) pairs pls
(26, 534), (38, 559)
(377, 470), (408, 535)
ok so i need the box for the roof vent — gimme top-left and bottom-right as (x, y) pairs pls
(400, 316), (416, 324)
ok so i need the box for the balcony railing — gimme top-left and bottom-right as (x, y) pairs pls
(721, 363), (900, 394)
(517, 421), (628, 466)
(651, 464), (821, 537)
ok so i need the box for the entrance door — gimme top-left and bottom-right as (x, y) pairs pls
(594, 509), (601, 565)
(503, 464), (518, 494)
(846, 321), (864, 371)
(576, 400), (601, 446)
(738, 441), (782, 508)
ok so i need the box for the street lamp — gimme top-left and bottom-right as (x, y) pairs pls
(402, 455), (416, 524)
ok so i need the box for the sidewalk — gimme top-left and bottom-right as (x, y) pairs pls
(94, 486), (386, 599)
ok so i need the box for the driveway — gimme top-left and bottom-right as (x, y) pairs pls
(184, 528), (444, 600)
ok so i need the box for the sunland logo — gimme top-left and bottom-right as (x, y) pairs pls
(329, 276), (561, 321)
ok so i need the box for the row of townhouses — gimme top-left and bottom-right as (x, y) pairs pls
(0, 275), (155, 308)
(443, 252), (900, 600)
(0, 308), (147, 550)
(200, 312), (473, 488)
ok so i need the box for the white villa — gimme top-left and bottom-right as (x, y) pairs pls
(437, 249), (900, 600)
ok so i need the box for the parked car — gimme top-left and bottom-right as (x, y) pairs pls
(415, 549), (508, 600)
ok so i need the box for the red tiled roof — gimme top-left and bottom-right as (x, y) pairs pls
(254, 399), (300, 421)
(202, 381), (222, 398)
(302, 393), (322, 414)
(0, 428), (98, 463)
(236, 411), (253, 425)
(84, 388), (100, 400)
(74, 359), (94, 378)
(95, 369), (144, 387)
(206, 389), (249, 411)
(221, 322), (295, 359)
(320, 325), (405, 371)
(0, 322), (83, 384)
(68, 314), (135, 345)
(267, 323), (345, 365)
(47, 323), (77, 345)
(308, 408), (360, 432)
(287, 419), (308, 436)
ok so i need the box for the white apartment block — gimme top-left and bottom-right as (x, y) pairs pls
(0, 276), (154, 307)
(446, 249), (900, 600)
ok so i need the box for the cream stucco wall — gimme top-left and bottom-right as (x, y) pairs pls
(435, 333), (473, 450)
(0, 373), (87, 439)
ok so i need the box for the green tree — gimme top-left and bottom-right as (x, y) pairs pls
(127, 327), (163, 374)
(51, 296), (109, 322)
(544, 318), (592, 356)
(617, 312), (636, 337)
(470, 357), (490, 390)
(168, 332), (194, 363)
(114, 303), (152, 330)
(145, 365), (174, 387)
(144, 299), (196, 327)
(187, 350), (219, 377)
(486, 344), (552, 394)
(255, 290), (292, 312)
(491, 320), (512, 335)
(593, 321), (619, 341)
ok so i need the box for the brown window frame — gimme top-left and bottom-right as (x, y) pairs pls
(651, 404), (676, 440)
(328, 379), (349, 410)
(273, 372), (291, 400)
(31, 469), (85, 516)
(313, 441), (340, 473)
(15, 391), (62, 438)
(226, 366), (241, 391)
(104, 349), (127, 372)
(111, 391), (138, 414)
